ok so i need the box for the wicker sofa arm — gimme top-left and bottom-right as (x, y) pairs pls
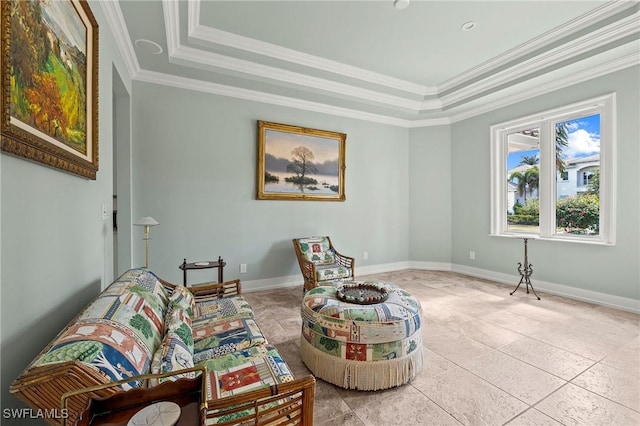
(206, 374), (316, 425)
(10, 361), (119, 426)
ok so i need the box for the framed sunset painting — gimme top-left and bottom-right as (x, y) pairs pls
(1, 0), (98, 179)
(257, 121), (346, 201)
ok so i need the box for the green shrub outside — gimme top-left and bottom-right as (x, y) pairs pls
(512, 201), (523, 214)
(519, 199), (539, 216)
(509, 199), (539, 225)
(556, 193), (599, 234)
(509, 195), (599, 234)
(508, 214), (539, 225)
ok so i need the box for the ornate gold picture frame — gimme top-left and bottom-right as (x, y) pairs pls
(257, 121), (346, 201)
(1, 0), (99, 179)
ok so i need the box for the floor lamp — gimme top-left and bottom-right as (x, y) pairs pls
(134, 216), (159, 269)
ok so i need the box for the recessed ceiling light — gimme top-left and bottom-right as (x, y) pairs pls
(461, 21), (477, 31)
(393, 0), (410, 10)
(134, 39), (163, 55)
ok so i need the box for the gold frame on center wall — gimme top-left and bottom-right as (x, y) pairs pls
(257, 121), (346, 201)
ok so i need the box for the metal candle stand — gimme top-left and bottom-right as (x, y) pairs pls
(510, 237), (541, 300)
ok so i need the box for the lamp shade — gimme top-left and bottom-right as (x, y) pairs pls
(134, 216), (159, 227)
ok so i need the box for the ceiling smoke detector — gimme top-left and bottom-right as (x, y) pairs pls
(393, 0), (410, 10)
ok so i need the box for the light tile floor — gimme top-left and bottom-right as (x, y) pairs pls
(243, 270), (640, 426)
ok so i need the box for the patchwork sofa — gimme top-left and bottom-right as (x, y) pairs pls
(10, 269), (315, 425)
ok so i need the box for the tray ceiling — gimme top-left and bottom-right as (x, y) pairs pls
(103, 0), (640, 126)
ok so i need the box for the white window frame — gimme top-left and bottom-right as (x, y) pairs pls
(490, 94), (616, 245)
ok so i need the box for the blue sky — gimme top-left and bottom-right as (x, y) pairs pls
(507, 113), (600, 170)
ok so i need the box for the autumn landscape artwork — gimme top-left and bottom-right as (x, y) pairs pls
(11, 0), (88, 151)
(1, 0), (98, 178)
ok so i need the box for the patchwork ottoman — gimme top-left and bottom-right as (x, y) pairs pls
(300, 281), (423, 390)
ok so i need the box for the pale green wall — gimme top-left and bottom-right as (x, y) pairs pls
(130, 82), (411, 285)
(1, 8), (638, 419)
(409, 125), (452, 262)
(451, 66), (640, 300)
(0, 2), (130, 420)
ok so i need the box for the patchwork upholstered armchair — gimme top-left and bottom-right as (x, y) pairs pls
(293, 236), (355, 291)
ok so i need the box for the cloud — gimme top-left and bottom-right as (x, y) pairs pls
(563, 129), (600, 158)
(565, 122), (580, 131)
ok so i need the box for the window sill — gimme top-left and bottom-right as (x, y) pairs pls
(490, 233), (615, 246)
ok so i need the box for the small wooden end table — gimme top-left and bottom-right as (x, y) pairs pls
(179, 256), (226, 286)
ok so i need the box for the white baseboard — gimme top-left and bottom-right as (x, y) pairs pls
(358, 261), (413, 275)
(240, 261), (417, 292)
(241, 262), (640, 314)
(242, 274), (303, 292)
(449, 264), (640, 314)
(407, 261), (454, 272)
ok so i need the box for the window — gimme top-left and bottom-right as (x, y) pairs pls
(490, 94), (616, 244)
(581, 169), (597, 186)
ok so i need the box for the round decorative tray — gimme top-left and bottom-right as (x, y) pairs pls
(336, 282), (389, 305)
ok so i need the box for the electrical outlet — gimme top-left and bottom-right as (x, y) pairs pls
(240, 264), (247, 273)
(469, 251), (476, 260)
(363, 251), (368, 260)
(101, 203), (109, 220)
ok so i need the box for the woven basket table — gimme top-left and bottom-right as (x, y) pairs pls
(300, 281), (423, 390)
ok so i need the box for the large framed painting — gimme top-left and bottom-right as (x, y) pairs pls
(1, 0), (99, 179)
(257, 121), (346, 201)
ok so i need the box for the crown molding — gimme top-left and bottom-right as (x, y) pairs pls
(187, 0), (433, 97)
(169, 44), (427, 111)
(135, 70), (414, 127)
(162, 0), (180, 54)
(99, 0), (140, 80)
(447, 51), (640, 124)
(187, 24), (435, 97)
(440, 11), (640, 109)
(165, 1), (431, 112)
(108, 1), (639, 129)
(133, 50), (638, 129)
(106, 1), (442, 126)
(166, 0), (638, 116)
(437, 0), (638, 94)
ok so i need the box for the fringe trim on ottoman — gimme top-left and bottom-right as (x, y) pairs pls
(299, 336), (423, 391)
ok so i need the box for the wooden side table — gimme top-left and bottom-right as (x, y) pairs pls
(179, 256), (226, 286)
